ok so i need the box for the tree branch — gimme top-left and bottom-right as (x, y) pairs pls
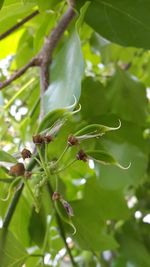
(0, 10), (39, 41)
(0, 57), (40, 90)
(0, 0), (76, 120)
(38, 0), (76, 119)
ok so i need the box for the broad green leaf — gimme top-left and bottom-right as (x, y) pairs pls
(43, 28), (84, 114)
(28, 206), (46, 247)
(77, 0), (150, 49)
(86, 149), (130, 169)
(72, 199), (118, 251)
(0, 229), (28, 267)
(70, 177), (129, 250)
(0, 150), (17, 163)
(96, 140), (148, 190)
(10, 196), (31, 247)
(79, 77), (108, 122)
(105, 68), (148, 126)
(116, 221), (150, 267)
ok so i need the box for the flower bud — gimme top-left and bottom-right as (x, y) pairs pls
(76, 149), (87, 162)
(21, 148), (32, 160)
(32, 134), (44, 144)
(9, 163), (25, 176)
(67, 135), (79, 146)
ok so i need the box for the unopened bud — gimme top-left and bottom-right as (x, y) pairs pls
(9, 163), (25, 176)
(32, 134), (44, 144)
(68, 135), (79, 146)
(21, 148), (32, 160)
(76, 149), (87, 162)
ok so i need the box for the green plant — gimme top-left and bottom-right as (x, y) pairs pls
(0, 1), (150, 267)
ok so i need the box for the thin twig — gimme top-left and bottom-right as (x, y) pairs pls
(0, 57), (39, 90)
(0, 10), (39, 41)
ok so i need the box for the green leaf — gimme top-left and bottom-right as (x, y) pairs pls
(43, 28), (84, 114)
(0, 150), (17, 163)
(70, 176), (129, 251)
(105, 68), (148, 126)
(74, 120), (121, 138)
(0, 1), (36, 35)
(86, 149), (130, 169)
(0, 229), (28, 267)
(37, 0), (57, 11)
(28, 206), (46, 247)
(77, 0), (150, 49)
(10, 196), (31, 247)
(96, 140), (148, 190)
(117, 221), (150, 267)
(79, 77), (108, 122)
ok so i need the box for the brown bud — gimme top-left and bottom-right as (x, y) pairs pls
(68, 135), (79, 146)
(60, 199), (74, 217)
(43, 135), (53, 144)
(76, 149), (87, 162)
(52, 191), (61, 201)
(32, 134), (44, 144)
(21, 148), (32, 160)
(9, 163), (25, 176)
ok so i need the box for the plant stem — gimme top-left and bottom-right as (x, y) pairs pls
(47, 182), (77, 267)
(55, 145), (69, 166)
(22, 177), (39, 213)
(0, 10), (39, 41)
(3, 157), (37, 229)
(55, 159), (77, 174)
(0, 178), (14, 183)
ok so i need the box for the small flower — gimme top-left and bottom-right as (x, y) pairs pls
(21, 148), (32, 160)
(32, 134), (44, 144)
(9, 163), (25, 176)
(76, 149), (88, 162)
(67, 135), (79, 146)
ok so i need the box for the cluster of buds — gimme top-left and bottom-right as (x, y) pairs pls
(32, 134), (53, 145)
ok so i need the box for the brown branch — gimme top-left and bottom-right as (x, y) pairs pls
(0, 0), (76, 119)
(0, 10), (39, 41)
(38, 0), (76, 119)
(0, 57), (39, 90)
(38, 2), (76, 91)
